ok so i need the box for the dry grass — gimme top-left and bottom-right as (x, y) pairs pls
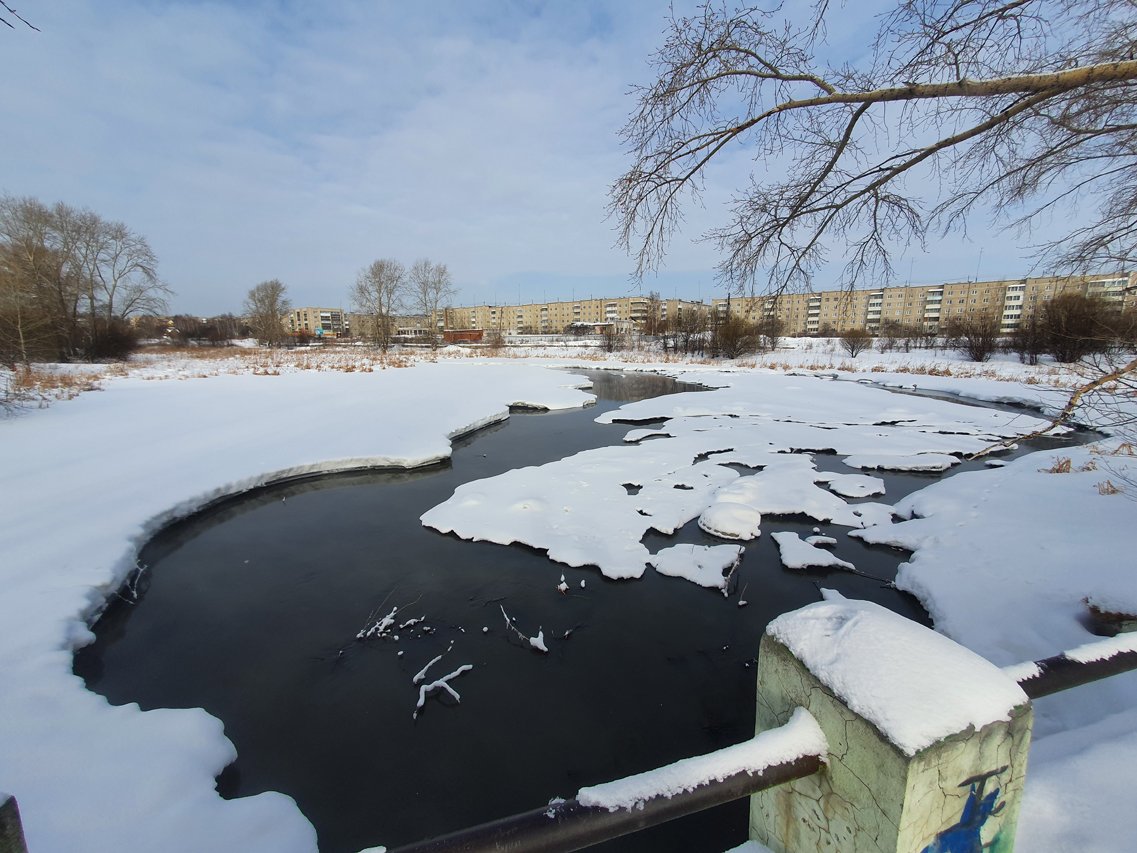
(1097, 479), (1123, 495)
(136, 344), (243, 360)
(8, 365), (103, 402)
(1042, 457), (1073, 473)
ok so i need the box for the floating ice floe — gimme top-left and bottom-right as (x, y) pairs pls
(815, 471), (886, 498)
(804, 535), (837, 547)
(648, 544), (744, 593)
(842, 452), (959, 472)
(771, 532), (856, 572)
(422, 371), (1054, 586)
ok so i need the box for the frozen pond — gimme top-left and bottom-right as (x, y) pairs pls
(73, 370), (1082, 853)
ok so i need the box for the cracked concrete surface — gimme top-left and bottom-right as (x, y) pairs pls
(751, 635), (1032, 852)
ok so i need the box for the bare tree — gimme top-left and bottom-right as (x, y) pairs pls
(613, 0), (1137, 436)
(839, 327), (873, 358)
(944, 311), (1002, 362)
(712, 313), (760, 358)
(642, 290), (664, 336)
(244, 279), (290, 347)
(408, 259), (455, 348)
(351, 258), (407, 351)
(613, 1), (1137, 293)
(757, 315), (783, 351)
(676, 305), (711, 355)
(1039, 293), (1118, 363)
(86, 219), (169, 326)
(0, 195), (169, 360)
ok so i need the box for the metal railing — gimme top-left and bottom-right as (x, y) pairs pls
(388, 754), (822, 853)
(4, 634), (1133, 853)
(1010, 637), (1137, 700)
(387, 634), (1137, 853)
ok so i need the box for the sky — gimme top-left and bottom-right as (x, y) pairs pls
(0, 0), (1078, 315)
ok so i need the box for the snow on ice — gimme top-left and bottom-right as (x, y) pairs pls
(0, 360), (594, 853)
(649, 543), (744, 592)
(424, 370), (1045, 582)
(770, 532), (856, 572)
(2, 352), (1134, 853)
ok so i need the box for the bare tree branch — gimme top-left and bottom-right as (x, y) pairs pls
(612, 0), (1137, 294)
(1, 2), (38, 32)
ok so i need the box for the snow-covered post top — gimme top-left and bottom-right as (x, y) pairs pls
(750, 593), (1033, 853)
(0, 792), (30, 853)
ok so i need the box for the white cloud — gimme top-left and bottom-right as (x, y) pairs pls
(0, 0), (1081, 314)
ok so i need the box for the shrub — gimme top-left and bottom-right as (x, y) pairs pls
(1040, 294), (1117, 363)
(839, 327), (873, 357)
(83, 319), (139, 361)
(944, 312), (1001, 362)
(713, 314), (760, 358)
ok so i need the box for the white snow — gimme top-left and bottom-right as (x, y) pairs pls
(2, 346), (1134, 853)
(698, 500), (763, 540)
(770, 532), (855, 572)
(1003, 661), (1043, 684)
(500, 604), (549, 654)
(847, 439), (1137, 741)
(766, 594), (1028, 756)
(413, 665), (474, 720)
(0, 357), (594, 853)
(1063, 632), (1137, 665)
(423, 370), (1040, 580)
(803, 535), (837, 547)
(358, 606), (400, 640)
(412, 643), (454, 685)
(649, 544), (744, 592)
(577, 707), (826, 812)
(816, 471), (886, 498)
(1016, 706), (1137, 850)
(842, 452), (959, 472)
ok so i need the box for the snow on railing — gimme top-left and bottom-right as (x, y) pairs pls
(1004, 631), (1137, 699)
(385, 628), (1137, 853)
(386, 708), (826, 853)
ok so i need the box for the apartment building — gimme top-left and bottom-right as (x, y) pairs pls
(711, 272), (1136, 336)
(284, 307), (350, 338)
(440, 296), (705, 334)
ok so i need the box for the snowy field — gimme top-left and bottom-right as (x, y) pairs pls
(1, 341), (1135, 852)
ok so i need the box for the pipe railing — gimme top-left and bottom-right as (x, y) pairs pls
(1009, 636), (1137, 700)
(389, 633), (1137, 853)
(388, 753), (822, 853)
(5, 632), (1133, 853)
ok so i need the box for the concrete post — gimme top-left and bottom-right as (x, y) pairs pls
(0, 793), (29, 853)
(750, 597), (1033, 853)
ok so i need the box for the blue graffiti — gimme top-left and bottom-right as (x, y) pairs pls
(920, 765), (1008, 853)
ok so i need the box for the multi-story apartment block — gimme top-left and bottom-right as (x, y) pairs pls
(285, 307), (350, 338)
(440, 296), (705, 334)
(711, 272), (1136, 336)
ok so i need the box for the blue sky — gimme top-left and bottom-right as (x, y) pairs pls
(2, 1), (1067, 314)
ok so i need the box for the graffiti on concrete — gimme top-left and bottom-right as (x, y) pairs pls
(920, 765), (1008, 853)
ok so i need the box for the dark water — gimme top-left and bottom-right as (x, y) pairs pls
(73, 370), (1077, 853)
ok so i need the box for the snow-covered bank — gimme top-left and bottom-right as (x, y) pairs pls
(420, 356), (1137, 850)
(850, 439), (1137, 740)
(0, 360), (594, 853)
(2, 345), (1134, 852)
